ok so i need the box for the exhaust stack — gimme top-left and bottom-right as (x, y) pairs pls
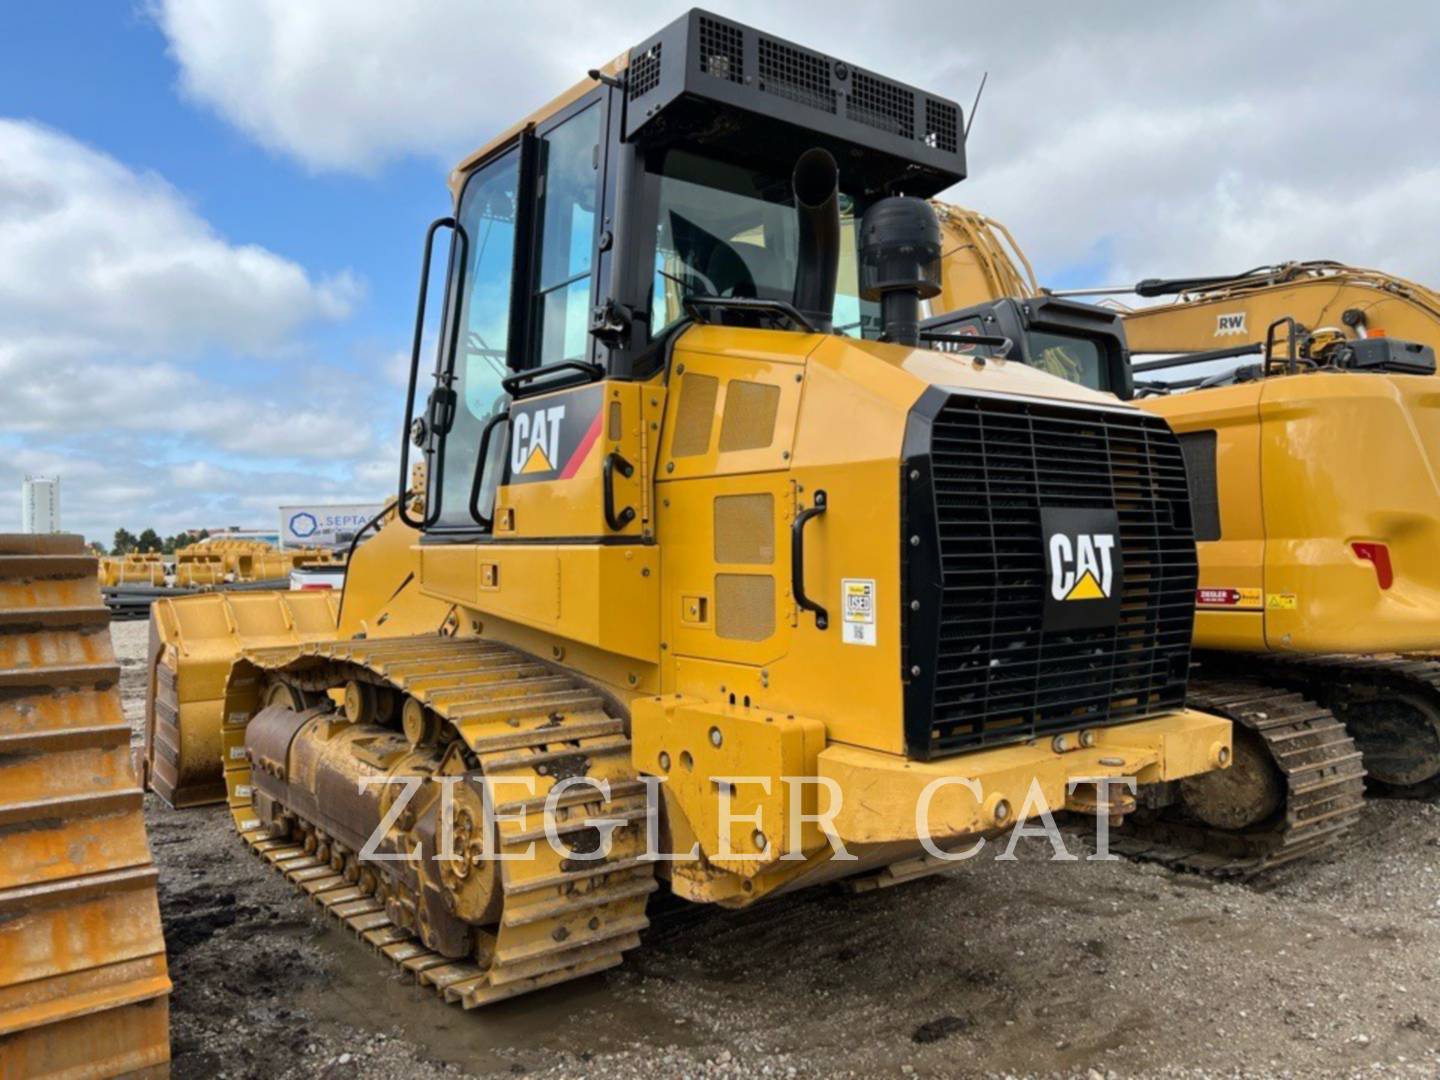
(792, 148), (841, 333)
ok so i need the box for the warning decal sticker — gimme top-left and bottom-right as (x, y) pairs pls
(841, 579), (876, 646)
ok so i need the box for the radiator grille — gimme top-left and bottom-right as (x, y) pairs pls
(903, 392), (1197, 758)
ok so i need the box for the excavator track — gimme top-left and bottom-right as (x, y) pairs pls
(224, 635), (656, 1011)
(1243, 654), (1440, 798)
(1105, 676), (1367, 878)
(0, 535), (170, 1078)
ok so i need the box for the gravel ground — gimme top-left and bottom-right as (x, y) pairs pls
(113, 621), (1440, 1079)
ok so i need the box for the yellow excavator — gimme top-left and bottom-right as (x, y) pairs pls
(927, 220), (1440, 873)
(1116, 264), (1440, 802)
(133, 9), (1234, 1016)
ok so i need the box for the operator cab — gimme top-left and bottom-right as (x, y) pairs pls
(400, 9), (968, 536)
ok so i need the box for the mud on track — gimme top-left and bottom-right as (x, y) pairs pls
(112, 622), (1440, 1079)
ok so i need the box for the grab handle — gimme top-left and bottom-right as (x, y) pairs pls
(397, 216), (469, 529)
(603, 452), (636, 531)
(791, 490), (829, 629)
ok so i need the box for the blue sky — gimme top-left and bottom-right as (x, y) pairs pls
(3, 2), (1436, 544)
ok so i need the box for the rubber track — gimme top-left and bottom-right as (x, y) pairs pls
(1104, 676), (1367, 878)
(228, 635), (656, 1010)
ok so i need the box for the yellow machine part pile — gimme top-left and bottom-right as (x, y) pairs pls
(0, 535), (170, 1078)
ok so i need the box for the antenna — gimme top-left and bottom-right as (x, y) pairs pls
(963, 71), (988, 140)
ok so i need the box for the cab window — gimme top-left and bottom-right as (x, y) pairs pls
(433, 147), (520, 528)
(532, 104), (603, 366)
(648, 149), (876, 338)
(1027, 331), (1107, 390)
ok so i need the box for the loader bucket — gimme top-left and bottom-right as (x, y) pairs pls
(0, 535), (170, 1078)
(143, 509), (451, 809)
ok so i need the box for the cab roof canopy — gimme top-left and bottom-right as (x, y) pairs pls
(626, 10), (967, 198)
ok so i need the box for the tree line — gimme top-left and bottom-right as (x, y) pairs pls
(108, 528), (211, 556)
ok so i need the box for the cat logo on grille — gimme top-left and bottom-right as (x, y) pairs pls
(1049, 532), (1116, 602)
(1040, 507), (1124, 631)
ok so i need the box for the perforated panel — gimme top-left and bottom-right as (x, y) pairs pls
(718, 380), (780, 452)
(925, 99), (959, 153)
(698, 16), (743, 83)
(1178, 430), (1221, 542)
(628, 43), (662, 100)
(672, 374), (719, 457)
(757, 37), (836, 114)
(849, 71), (913, 139)
(715, 574), (776, 641)
(714, 494), (775, 565)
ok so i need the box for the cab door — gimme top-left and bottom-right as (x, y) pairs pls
(486, 90), (649, 545)
(416, 87), (658, 668)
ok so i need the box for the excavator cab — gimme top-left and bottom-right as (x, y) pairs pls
(920, 295), (1135, 398)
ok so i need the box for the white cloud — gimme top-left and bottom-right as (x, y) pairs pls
(0, 118), (377, 543)
(153, 0), (627, 173)
(153, 0), (1440, 285)
(0, 119), (357, 351)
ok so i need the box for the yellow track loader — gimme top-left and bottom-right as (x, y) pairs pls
(0, 535), (170, 1077)
(928, 224), (1440, 873)
(146, 10), (1231, 1011)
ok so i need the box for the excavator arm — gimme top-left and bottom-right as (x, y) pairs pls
(1119, 262), (1440, 357)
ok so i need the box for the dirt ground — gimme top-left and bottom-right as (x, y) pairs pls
(112, 621), (1440, 1079)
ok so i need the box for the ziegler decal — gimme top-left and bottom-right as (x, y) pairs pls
(1197, 586), (1262, 609)
(1215, 311), (1247, 337)
(1040, 507), (1124, 631)
(503, 385), (604, 485)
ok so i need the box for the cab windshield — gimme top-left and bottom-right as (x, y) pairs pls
(650, 149), (877, 338)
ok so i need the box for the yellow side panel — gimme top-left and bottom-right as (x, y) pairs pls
(335, 510), (453, 639)
(656, 333), (918, 756)
(495, 380), (657, 540)
(657, 343), (805, 480)
(1258, 373), (1440, 652)
(421, 543), (660, 662)
(1193, 610), (1265, 650)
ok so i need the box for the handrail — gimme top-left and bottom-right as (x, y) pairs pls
(397, 216), (469, 529)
